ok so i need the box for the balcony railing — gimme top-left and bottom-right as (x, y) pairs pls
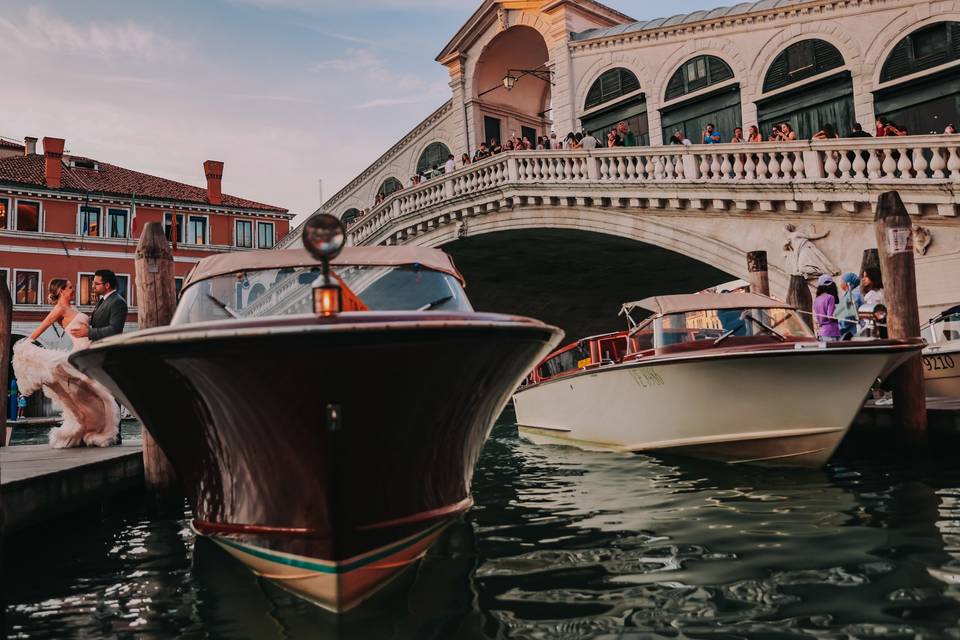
(346, 135), (960, 245)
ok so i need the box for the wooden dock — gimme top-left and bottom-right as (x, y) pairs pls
(1, 441), (143, 533)
(853, 397), (960, 433)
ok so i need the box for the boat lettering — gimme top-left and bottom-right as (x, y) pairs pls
(630, 369), (664, 388)
(923, 355), (956, 371)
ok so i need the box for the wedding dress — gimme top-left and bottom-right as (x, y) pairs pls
(12, 312), (119, 448)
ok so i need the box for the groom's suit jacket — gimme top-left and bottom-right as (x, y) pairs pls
(89, 292), (128, 341)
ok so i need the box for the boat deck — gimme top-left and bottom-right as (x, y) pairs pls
(1, 441), (144, 533)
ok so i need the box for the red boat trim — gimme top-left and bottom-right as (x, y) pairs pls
(193, 520), (322, 536)
(355, 497), (474, 532)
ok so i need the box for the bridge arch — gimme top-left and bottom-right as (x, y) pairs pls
(471, 25), (551, 148)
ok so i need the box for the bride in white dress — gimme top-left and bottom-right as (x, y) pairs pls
(12, 278), (119, 448)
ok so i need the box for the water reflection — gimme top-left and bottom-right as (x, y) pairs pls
(7, 422), (960, 638)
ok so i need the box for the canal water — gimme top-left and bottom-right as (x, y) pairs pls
(6, 418), (960, 639)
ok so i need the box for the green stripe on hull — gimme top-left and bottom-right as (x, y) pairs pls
(211, 518), (450, 575)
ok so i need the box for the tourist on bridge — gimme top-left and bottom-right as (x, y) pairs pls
(701, 123), (721, 144)
(773, 123), (797, 141)
(946, 124), (957, 134)
(848, 122), (872, 137)
(814, 275), (842, 341)
(460, 153), (470, 166)
(617, 121), (637, 146)
(835, 272), (862, 340)
(445, 154), (455, 174)
(581, 131), (599, 149)
(606, 130), (623, 147)
(812, 123), (840, 140)
(861, 268), (885, 305)
(730, 127), (745, 143)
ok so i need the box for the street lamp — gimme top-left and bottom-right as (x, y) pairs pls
(502, 74), (518, 91)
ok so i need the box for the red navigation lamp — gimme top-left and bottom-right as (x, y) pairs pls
(301, 213), (346, 317)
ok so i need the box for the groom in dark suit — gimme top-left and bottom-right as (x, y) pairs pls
(69, 269), (128, 342)
(69, 269), (128, 445)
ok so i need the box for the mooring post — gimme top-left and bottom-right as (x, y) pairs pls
(787, 275), (814, 330)
(874, 191), (927, 438)
(0, 278), (11, 448)
(746, 250), (770, 296)
(135, 222), (183, 512)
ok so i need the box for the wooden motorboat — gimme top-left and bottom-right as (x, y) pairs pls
(922, 305), (960, 399)
(70, 215), (562, 613)
(513, 292), (922, 467)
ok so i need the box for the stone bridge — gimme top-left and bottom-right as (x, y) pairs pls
(283, 135), (960, 338)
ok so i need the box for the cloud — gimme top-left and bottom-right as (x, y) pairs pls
(312, 48), (384, 73)
(0, 6), (180, 60)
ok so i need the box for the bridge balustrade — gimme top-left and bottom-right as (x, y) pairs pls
(345, 135), (960, 246)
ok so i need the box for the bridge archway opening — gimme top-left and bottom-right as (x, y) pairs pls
(758, 39), (853, 139)
(877, 21), (960, 134)
(443, 228), (733, 341)
(473, 25), (551, 148)
(661, 55), (740, 143)
(581, 68), (649, 145)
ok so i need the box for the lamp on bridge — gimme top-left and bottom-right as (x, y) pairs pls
(502, 68), (554, 91)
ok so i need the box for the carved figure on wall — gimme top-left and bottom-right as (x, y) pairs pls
(913, 224), (932, 256)
(497, 7), (508, 31)
(783, 223), (838, 278)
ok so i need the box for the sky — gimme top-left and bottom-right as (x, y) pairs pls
(0, 0), (719, 224)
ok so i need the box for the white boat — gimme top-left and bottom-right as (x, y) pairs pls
(922, 305), (960, 399)
(513, 292), (922, 467)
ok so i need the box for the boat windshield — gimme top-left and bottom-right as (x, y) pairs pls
(631, 307), (813, 350)
(924, 310), (960, 344)
(172, 264), (472, 324)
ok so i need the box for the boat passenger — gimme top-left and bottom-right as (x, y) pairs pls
(813, 275), (841, 341)
(861, 267), (885, 305)
(835, 272), (861, 340)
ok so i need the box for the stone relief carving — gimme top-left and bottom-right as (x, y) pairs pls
(783, 223), (838, 278)
(497, 7), (508, 31)
(913, 224), (932, 256)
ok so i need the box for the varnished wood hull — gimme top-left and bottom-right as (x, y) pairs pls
(70, 312), (562, 612)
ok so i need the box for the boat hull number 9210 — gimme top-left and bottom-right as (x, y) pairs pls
(923, 355), (956, 371)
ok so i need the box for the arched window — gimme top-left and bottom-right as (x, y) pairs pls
(416, 142), (451, 175)
(341, 208), (360, 224)
(763, 40), (845, 92)
(584, 68), (641, 110)
(877, 22), (960, 135)
(247, 283), (266, 304)
(377, 177), (403, 199)
(881, 22), (960, 83)
(664, 55), (734, 101)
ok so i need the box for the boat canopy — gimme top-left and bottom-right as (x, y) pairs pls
(621, 292), (794, 317)
(183, 246), (466, 289)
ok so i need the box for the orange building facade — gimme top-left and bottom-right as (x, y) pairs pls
(0, 136), (292, 348)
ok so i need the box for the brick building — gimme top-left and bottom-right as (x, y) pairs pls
(0, 136), (292, 349)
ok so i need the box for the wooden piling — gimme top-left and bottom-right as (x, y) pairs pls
(746, 251), (770, 296)
(874, 191), (927, 438)
(134, 222), (182, 512)
(786, 275), (814, 330)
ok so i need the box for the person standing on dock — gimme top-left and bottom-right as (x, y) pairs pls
(814, 275), (842, 341)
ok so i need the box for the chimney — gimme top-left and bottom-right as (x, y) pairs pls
(204, 160), (224, 205)
(43, 137), (65, 189)
(24, 136), (37, 156)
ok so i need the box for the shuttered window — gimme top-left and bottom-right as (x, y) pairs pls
(416, 142), (451, 175)
(763, 40), (846, 93)
(342, 208), (361, 224)
(585, 68), (641, 110)
(880, 22), (960, 83)
(377, 177), (403, 199)
(664, 56), (734, 101)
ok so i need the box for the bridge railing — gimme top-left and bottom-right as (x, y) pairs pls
(348, 135), (960, 244)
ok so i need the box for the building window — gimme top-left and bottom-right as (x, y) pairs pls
(235, 220), (253, 248)
(78, 205), (101, 236)
(78, 273), (97, 305)
(0, 269), (8, 300)
(14, 270), (40, 305)
(417, 142), (452, 175)
(0, 198), (8, 229)
(786, 40), (815, 74)
(163, 213), (184, 243)
(584, 67), (642, 110)
(15, 200), (40, 232)
(257, 222), (275, 249)
(665, 55), (735, 101)
(377, 178), (403, 199)
(175, 277), (184, 298)
(187, 216), (208, 245)
(115, 274), (130, 302)
(107, 208), (129, 238)
(913, 23), (949, 60)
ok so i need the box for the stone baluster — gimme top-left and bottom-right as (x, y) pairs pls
(719, 153), (732, 180)
(837, 150), (852, 180)
(793, 152), (805, 178)
(615, 156), (626, 179)
(587, 155), (600, 181)
(947, 145), (960, 181)
(674, 155), (686, 179)
(699, 153), (710, 179)
(644, 155), (654, 179)
(867, 149), (883, 179)
(823, 150), (838, 179)
(851, 150), (867, 179)
(651, 155), (662, 179)
(780, 153), (793, 179)
(768, 152), (781, 180)
(664, 155), (675, 180)
(881, 148), (897, 177)
(732, 152), (744, 180)
(912, 145), (928, 179)
(930, 147), (946, 179)
(565, 158), (574, 180)
(507, 156), (519, 182)
(744, 153), (756, 179)
(896, 146), (913, 179)
(756, 152), (769, 179)
(599, 157), (610, 180)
